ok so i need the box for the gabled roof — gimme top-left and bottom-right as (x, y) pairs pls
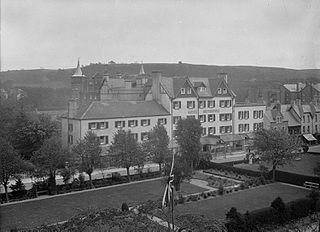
(72, 100), (170, 120)
(283, 83), (305, 92)
(160, 77), (192, 98)
(193, 81), (206, 88)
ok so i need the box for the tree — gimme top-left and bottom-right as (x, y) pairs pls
(9, 111), (59, 160)
(0, 138), (27, 202)
(145, 124), (170, 173)
(72, 131), (102, 188)
(109, 130), (144, 182)
(175, 117), (202, 173)
(31, 136), (68, 195)
(253, 129), (301, 182)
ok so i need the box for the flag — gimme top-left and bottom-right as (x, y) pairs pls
(162, 153), (175, 207)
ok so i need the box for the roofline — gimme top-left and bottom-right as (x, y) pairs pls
(62, 113), (171, 121)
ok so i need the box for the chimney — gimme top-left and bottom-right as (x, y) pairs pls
(152, 71), (161, 102)
(218, 73), (228, 84)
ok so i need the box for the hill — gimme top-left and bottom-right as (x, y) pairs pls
(1, 63), (320, 109)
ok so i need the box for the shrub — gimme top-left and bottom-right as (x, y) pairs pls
(121, 202), (129, 211)
(71, 178), (80, 189)
(288, 198), (313, 219)
(9, 178), (27, 199)
(111, 172), (121, 181)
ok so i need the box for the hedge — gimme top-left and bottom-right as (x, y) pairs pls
(274, 170), (320, 187)
(198, 160), (264, 178)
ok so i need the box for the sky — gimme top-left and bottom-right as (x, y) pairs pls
(1, 0), (320, 71)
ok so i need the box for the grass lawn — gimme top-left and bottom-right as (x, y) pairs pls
(174, 183), (310, 220)
(235, 153), (320, 176)
(0, 178), (206, 231)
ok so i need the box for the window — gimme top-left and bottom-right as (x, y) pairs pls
(220, 113), (232, 121)
(239, 123), (249, 133)
(208, 100), (215, 108)
(259, 110), (263, 119)
(202, 128), (207, 136)
(199, 100), (206, 109)
(128, 120), (138, 127)
(219, 100), (231, 108)
(88, 122), (97, 130)
(130, 133), (138, 141)
(303, 115), (305, 123)
(115, 121), (125, 128)
(315, 114), (318, 122)
(141, 132), (149, 141)
(208, 127), (216, 135)
(199, 87), (206, 92)
(223, 88), (227, 94)
(199, 115), (206, 123)
(158, 118), (167, 125)
(307, 115), (310, 123)
(244, 111), (249, 119)
(173, 116), (181, 124)
(100, 136), (108, 145)
(173, 101), (181, 110)
(208, 114), (215, 122)
(238, 111), (243, 120)
(307, 126), (310, 133)
(68, 123), (73, 132)
(187, 88), (192, 94)
(254, 122), (263, 131)
(220, 126), (232, 134)
(217, 88), (222, 94)
(68, 135), (73, 145)
(253, 111), (258, 119)
(187, 101), (195, 109)
(97, 122), (108, 129)
(180, 88), (185, 94)
(302, 126), (305, 134)
(141, 119), (151, 126)
(276, 116), (281, 123)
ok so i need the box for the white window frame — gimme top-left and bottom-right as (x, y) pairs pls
(199, 115), (206, 123)
(173, 101), (181, 110)
(208, 100), (215, 108)
(187, 88), (192, 94)
(158, 118), (167, 125)
(187, 101), (195, 109)
(181, 88), (186, 94)
(208, 114), (215, 122)
(208, 127), (215, 135)
(141, 119), (150, 127)
(223, 88), (227, 94)
(115, 121), (125, 128)
(88, 122), (97, 130)
(217, 88), (222, 94)
(199, 100), (206, 109)
(128, 120), (138, 127)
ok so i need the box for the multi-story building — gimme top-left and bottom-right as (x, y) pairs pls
(279, 82), (320, 105)
(62, 61), (266, 156)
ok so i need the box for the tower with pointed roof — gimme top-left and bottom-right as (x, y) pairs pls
(139, 63), (145, 75)
(71, 59), (86, 102)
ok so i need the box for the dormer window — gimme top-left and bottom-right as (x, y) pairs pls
(199, 87), (206, 92)
(181, 88), (186, 94)
(223, 88), (227, 94)
(187, 88), (192, 94)
(276, 116), (282, 123)
(217, 88), (222, 94)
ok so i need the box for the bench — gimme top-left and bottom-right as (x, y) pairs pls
(303, 181), (319, 189)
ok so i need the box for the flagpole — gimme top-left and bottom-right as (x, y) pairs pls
(171, 186), (174, 231)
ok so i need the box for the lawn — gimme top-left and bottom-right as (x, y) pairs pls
(0, 178), (206, 231)
(174, 183), (310, 220)
(235, 153), (320, 176)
